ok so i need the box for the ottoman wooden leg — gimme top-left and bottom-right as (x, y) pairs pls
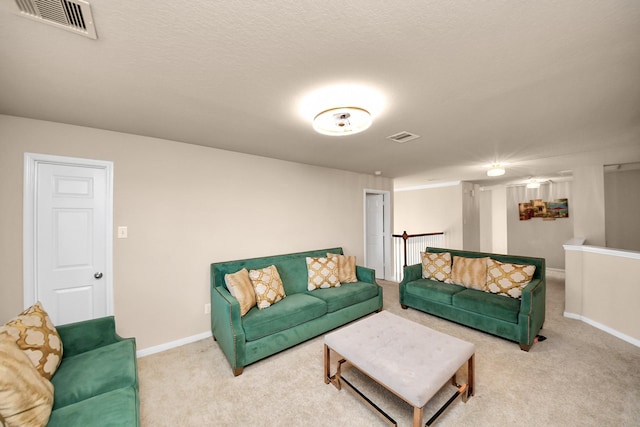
(413, 406), (423, 427)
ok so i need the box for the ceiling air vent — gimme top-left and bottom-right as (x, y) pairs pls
(14, 0), (97, 39)
(386, 131), (421, 144)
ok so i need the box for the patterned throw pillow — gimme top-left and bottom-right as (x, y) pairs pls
(327, 253), (358, 283)
(225, 268), (257, 316)
(307, 257), (341, 290)
(248, 265), (286, 309)
(451, 256), (489, 290)
(0, 333), (54, 426)
(420, 252), (453, 283)
(0, 302), (63, 380)
(486, 259), (536, 299)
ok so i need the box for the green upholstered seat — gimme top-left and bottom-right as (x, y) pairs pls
(242, 293), (327, 341)
(452, 289), (520, 324)
(47, 387), (139, 427)
(309, 281), (380, 313)
(52, 339), (138, 409)
(405, 279), (466, 305)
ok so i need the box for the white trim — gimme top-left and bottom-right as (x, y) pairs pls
(563, 242), (640, 260)
(23, 153), (114, 314)
(563, 312), (640, 348)
(394, 180), (461, 192)
(136, 331), (213, 358)
(363, 189), (392, 281)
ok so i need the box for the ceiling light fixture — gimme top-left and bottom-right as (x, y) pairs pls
(299, 84), (384, 136)
(487, 164), (506, 177)
(526, 179), (541, 189)
(313, 106), (372, 136)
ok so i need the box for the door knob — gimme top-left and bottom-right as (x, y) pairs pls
(94, 272), (103, 279)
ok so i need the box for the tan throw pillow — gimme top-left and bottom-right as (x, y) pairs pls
(249, 265), (286, 309)
(486, 259), (536, 299)
(451, 256), (489, 290)
(0, 302), (63, 380)
(307, 257), (341, 290)
(0, 333), (54, 427)
(420, 252), (453, 283)
(327, 253), (358, 283)
(225, 268), (257, 316)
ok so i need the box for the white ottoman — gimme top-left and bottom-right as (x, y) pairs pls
(324, 311), (475, 426)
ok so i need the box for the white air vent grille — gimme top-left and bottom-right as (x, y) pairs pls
(14, 0), (97, 39)
(386, 131), (421, 144)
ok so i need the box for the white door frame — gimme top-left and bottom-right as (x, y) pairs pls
(23, 153), (114, 313)
(363, 189), (392, 281)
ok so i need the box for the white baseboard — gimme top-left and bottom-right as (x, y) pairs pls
(136, 331), (212, 358)
(563, 312), (640, 348)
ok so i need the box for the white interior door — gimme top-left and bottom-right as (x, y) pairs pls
(25, 154), (113, 325)
(366, 193), (385, 278)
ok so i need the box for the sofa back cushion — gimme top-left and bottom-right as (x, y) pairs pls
(212, 247), (344, 296)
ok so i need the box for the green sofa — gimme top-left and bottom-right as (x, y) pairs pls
(399, 247), (545, 351)
(210, 247), (383, 376)
(48, 316), (139, 426)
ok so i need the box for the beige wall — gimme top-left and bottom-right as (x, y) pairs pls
(0, 115), (392, 351)
(572, 165), (606, 246)
(462, 182), (480, 251)
(393, 183), (463, 249)
(507, 181), (573, 269)
(605, 167), (640, 251)
(564, 243), (640, 345)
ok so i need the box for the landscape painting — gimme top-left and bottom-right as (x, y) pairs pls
(519, 198), (569, 220)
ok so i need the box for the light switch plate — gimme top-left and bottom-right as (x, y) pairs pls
(117, 226), (128, 238)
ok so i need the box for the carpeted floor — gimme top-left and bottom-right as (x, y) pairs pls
(138, 274), (640, 426)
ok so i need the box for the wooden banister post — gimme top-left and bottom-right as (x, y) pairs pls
(402, 231), (409, 268)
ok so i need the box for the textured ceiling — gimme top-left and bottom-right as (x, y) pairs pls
(1, 1), (639, 188)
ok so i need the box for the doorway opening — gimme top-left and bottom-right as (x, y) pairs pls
(364, 189), (391, 280)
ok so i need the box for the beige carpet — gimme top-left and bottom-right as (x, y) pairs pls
(138, 275), (640, 426)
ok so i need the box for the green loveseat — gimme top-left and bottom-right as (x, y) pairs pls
(400, 247), (545, 351)
(47, 316), (139, 426)
(210, 247), (383, 376)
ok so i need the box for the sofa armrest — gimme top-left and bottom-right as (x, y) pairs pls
(211, 286), (246, 372)
(519, 278), (546, 345)
(355, 265), (376, 284)
(400, 264), (422, 285)
(56, 316), (125, 359)
(398, 264), (421, 304)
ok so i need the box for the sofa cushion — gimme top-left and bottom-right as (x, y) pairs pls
(486, 259), (536, 299)
(327, 253), (358, 283)
(242, 293), (327, 341)
(452, 289), (520, 323)
(308, 281), (379, 313)
(47, 386), (138, 427)
(225, 268), (256, 316)
(420, 252), (453, 283)
(249, 265), (287, 309)
(0, 301), (63, 380)
(51, 339), (138, 409)
(405, 279), (466, 305)
(451, 256), (489, 290)
(0, 333), (54, 427)
(306, 256), (341, 290)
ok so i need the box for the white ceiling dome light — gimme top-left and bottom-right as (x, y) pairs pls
(313, 107), (372, 136)
(526, 179), (541, 189)
(487, 164), (506, 177)
(299, 84), (384, 137)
